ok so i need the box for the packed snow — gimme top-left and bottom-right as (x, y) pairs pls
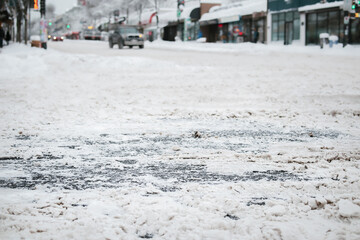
(0, 40), (360, 240)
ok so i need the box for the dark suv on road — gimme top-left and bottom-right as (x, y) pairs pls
(109, 26), (144, 49)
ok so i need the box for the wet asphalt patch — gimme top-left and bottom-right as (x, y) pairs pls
(1, 158), (310, 190)
(0, 120), (341, 191)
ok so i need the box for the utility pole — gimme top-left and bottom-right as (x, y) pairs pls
(40, 0), (47, 49)
(343, 0), (351, 47)
(177, 0), (185, 41)
(23, 0), (28, 45)
(154, 0), (160, 40)
(28, 0), (31, 43)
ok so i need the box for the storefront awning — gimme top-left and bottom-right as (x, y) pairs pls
(190, 8), (200, 21)
(200, 0), (266, 23)
(219, 15), (240, 24)
(199, 19), (218, 26)
(298, 1), (343, 12)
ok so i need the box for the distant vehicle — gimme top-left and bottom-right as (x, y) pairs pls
(83, 29), (101, 40)
(65, 32), (80, 40)
(109, 25), (144, 49)
(52, 35), (64, 41)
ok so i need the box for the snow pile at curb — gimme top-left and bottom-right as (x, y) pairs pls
(147, 39), (360, 56)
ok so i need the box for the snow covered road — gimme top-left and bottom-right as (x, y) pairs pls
(0, 40), (360, 239)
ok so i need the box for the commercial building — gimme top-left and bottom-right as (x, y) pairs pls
(200, 0), (267, 43)
(267, 0), (360, 45)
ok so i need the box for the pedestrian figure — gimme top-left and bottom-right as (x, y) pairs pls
(5, 30), (11, 45)
(0, 25), (5, 48)
(253, 28), (259, 43)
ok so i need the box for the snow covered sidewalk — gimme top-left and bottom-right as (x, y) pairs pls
(0, 41), (359, 239)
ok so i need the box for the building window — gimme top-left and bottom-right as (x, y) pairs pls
(278, 13), (285, 41)
(306, 9), (342, 45)
(272, 14), (278, 41)
(271, 11), (300, 43)
(294, 11), (300, 40)
(317, 12), (328, 35)
(328, 11), (339, 36)
(306, 13), (317, 45)
(350, 18), (360, 44)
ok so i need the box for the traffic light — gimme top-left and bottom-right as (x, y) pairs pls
(48, 22), (52, 26)
(351, 0), (360, 12)
(40, 0), (46, 16)
(66, 24), (71, 29)
(33, 0), (39, 10)
(178, 0), (185, 10)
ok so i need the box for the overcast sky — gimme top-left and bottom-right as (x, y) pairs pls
(47, 0), (78, 15)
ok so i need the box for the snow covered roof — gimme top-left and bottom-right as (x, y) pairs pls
(298, 1), (344, 12)
(158, 10), (178, 26)
(200, 0), (266, 22)
(127, 8), (177, 26)
(200, 0), (222, 3)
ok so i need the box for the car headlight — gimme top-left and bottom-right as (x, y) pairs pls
(139, 34), (143, 38)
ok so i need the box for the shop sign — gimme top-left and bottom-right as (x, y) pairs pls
(219, 16), (240, 24)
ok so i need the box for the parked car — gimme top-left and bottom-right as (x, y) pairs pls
(52, 35), (64, 41)
(83, 29), (101, 40)
(109, 25), (144, 49)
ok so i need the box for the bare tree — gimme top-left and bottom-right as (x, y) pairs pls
(22, 0), (28, 45)
(15, 0), (23, 43)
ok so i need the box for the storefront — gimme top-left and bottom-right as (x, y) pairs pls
(163, 23), (177, 41)
(304, 8), (343, 45)
(267, 0), (345, 45)
(218, 16), (241, 43)
(271, 10), (300, 45)
(252, 12), (267, 43)
(199, 20), (218, 42)
(199, 1), (267, 43)
(182, 7), (201, 41)
(298, 1), (345, 45)
(350, 18), (360, 44)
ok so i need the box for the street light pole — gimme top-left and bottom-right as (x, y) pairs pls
(29, 0), (31, 42)
(40, 0), (47, 49)
(154, 0), (160, 40)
